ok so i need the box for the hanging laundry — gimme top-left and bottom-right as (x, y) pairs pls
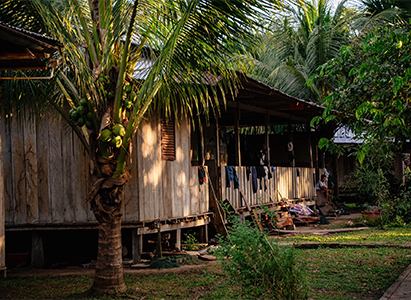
(225, 166), (239, 189)
(198, 166), (206, 185)
(252, 166), (258, 193)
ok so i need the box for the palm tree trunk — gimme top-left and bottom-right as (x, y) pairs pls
(92, 218), (126, 294)
(87, 168), (131, 295)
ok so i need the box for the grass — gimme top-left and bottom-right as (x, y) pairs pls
(276, 226), (411, 245)
(1, 227), (411, 299)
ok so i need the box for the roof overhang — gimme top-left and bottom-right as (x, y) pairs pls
(219, 74), (325, 126)
(0, 21), (62, 71)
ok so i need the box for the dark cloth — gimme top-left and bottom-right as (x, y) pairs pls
(256, 166), (265, 179)
(267, 168), (272, 179)
(252, 166), (258, 193)
(256, 166), (267, 191)
(225, 166), (239, 189)
(198, 166), (206, 185)
(246, 166), (251, 181)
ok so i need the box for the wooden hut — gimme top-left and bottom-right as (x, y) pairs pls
(200, 75), (325, 233)
(2, 54), (325, 267)
(0, 21), (61, 276)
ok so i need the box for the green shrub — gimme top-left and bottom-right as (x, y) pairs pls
(215, 217), (308, 299)
(183, 232), (199, 251)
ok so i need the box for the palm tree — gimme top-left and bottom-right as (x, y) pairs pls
(244, 0), (358, 103)
(0, 0), (281, 295)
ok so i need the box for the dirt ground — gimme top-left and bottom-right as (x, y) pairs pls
(4, 213), (362, 279)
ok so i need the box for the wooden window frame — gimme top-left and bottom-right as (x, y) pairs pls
(161, 115), (176, 161)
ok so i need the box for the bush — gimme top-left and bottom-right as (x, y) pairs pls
(215, 217), (308, 299)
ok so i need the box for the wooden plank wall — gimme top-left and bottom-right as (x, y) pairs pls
(2, 112), (92, 225)
(221, 167), (275, 208)
(0, 123), (5, 271)
(2, 113), (209, 226)
(128, 116), (209, 221)
(221, 166), (316, 209)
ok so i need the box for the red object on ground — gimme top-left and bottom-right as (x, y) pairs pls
(361, 211), (380, 219)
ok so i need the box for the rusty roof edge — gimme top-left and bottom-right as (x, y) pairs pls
(236, 72), (326, 111)
(0, 21), (63, 49)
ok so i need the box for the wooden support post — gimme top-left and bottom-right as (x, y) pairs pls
(132, 229), (143, 264)
(288, 122), (295, 168)
(200, 123), (205, 166)
(156, 225), (162, 258)
(240, 190), (263, 233)
(31, 231), (44, 268)
(265, 113), (270, 163)
(216, 118), (220, 167)
(307, 123), (313, 168)
(175, 228), (182, 251)
(0, 124), (5, 277)
(199, 225), (208, 244)
(235, 102), (241, 166)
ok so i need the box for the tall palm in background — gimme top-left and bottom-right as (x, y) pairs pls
(243, 0), (357, 103)
(0, 0), (282, 294)
(242, 0), (408, 104)
(359, 0), (411, 19)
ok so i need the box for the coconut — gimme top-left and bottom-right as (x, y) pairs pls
(86, 121), (94, 130)
(99, 129), (113, 142)
(110, 135), (122, 148)
(80, 99), (88, 107)
(77, 118), (85, 127)
(77, 106), (86, 116)
(112, 124), (126, 137)
(70, 110), (79, 121)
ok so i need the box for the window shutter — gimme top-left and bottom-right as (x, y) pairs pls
(161, 116), (176, 161)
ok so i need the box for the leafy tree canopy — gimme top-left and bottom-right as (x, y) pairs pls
(311, 20), (411, 162)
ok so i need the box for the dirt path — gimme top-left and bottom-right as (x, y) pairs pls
(5, 261), (220, 278)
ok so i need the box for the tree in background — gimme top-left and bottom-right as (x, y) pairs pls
(311, 19), (411, 221)
(0, 0), (281, 294)
(242, 0), (357, 103)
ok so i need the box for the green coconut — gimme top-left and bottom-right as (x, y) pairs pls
(69, 109), (79, 121)
(86, 121), (94, 130)
(86, 112), (93, 121)
(80, 99), (88, 107)
(77, 118), (85, 127)
(110, 135), (122, 148)
(99, 129), (113, 142)
(112, 124), (126, 137)
(77, 106), (86, 116)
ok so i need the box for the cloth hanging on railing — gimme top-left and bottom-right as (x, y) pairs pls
(252, 166), (258, 193)
(198, 166), (206, 185)
(225, 166), (239, 189)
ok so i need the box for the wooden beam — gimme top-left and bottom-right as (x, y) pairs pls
(132, 229), (143, 263)
(31, 231), (44, 268)
(235, 102), (241, 166)
(226, 101), (308, 123)
(265, 113), (270, 163)
(308, 123), (313, 168)
(0, 51), (48, 60)
(215, 118), (220, 167)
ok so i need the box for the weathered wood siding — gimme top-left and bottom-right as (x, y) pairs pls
(2, 112), (92, 225)
(2, 112), (209, 226)
(221, 166), (315, 209)
(124, 115), (209, 222)
(0, 127), (5, 272)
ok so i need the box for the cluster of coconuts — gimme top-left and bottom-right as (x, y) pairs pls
(69, 99), (94, 130)
(123, 84), (137, 110)
(99, 124), (126, 148)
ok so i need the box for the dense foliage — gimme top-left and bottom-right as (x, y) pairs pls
(215, 216), (307, 300)
(312, 22), (411, 161)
